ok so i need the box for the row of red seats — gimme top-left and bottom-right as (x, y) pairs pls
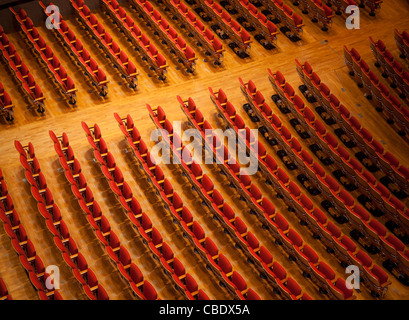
(40, 1), (109, 97)
(369, 37), (409, 100)
(0, 25), (42, 116)
(102, 0), (168, 80)
(344, 46), (409, 156)
(325, 0), (356, 16)
(10, 7), (77, 105)
(226, 0), (278, 46)
(70, 0), (138, 89)
(0, 80), (14, 122)
(297, 0), (333, 31)
(0, 278), (12, 300)
(82, 121), (209, 300)
(256, 0), (303, 41)
(209, 86), (392, 298)
(130, 0), (197, 73)
(14, 140), (109, 300)
(0, 168), (62, 300)
(196, 0), (252, 54)
(150, 102), (314, 300)
(49, 130), (161, 300)
(296, 60), (409, 223)
(115, 112), (260, 300)
(394, 29), (409, 61)
(268, 69), (409, 241)
(176, 96), (356, 299)
(167, 0), (224, 65)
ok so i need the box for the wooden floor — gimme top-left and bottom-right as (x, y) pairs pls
(1, 0), (409, 300)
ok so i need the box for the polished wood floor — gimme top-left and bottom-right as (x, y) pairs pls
(0, 0), (409, 300)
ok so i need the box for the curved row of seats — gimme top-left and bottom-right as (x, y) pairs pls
(209, 86), (392, 297)
(40, 1), (109, 97)
(166, 0), (224, 65)
(14, 140), (109, 300)
(394, 29), (409, 61)
(266, 69), (409, 259)
(343, 47), (409, 184)
(149, 102), (315, 299)
(70, 0), (138, 89)
(293, 62), (409, 233)
(260, 0), (304, 41)
(0, 24), (44, 116)
(82, 121), (210, 300)
(10, 8), (77, 105)
(0, 167), (62, 300)
(49, 130), (161, 300)
(369, 37), (409, 101)
(296, 0), (333, 31)
(0, 80), (14, 122)
(221, 0), (278, 47)
(188, 0), (252, 56)
(130, 0), (197, 73)
(175, 96), (357, 299)
(115, 112), (261, 300)
(102, 0), (168, 80)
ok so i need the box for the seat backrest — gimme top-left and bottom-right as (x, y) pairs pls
(232, 271), (247, 292)
(218, 254), (232, 274)
(204, 237), (218, 257)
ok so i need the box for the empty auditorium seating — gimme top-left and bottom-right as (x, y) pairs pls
(70, 0), (138, 89)
(177, 95), (360, 299)
(81, 122), (210, 300)
(185, 0), (252, 57)
(344, 46), (409, 140)
(49, 130), (164, 300)
(128, 0), (197, 73)
(369, 37), (409, 100)
(159, 0), (224, 65)
(325, 0), (357, 16)
(0, 79), (15, 121)
(297, 0), (334, 31)
(14, 140), (108, 300)
(356, 0), (382, 16)
(114, 112), (265, 300)
(0, 24), (43, 116)
(394, 29), (409, 60)
(101, 0), (169, 80)
(210, 85), (392, 297)
(10, 7), (77, 105)
(219, 0), (279, 47)
(0, 165), (62, 300)
(258, 0), (304, 41)
(154, 103), (317, 300)
(39, 1), (109, 97)
(296, 60), (409, 232)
